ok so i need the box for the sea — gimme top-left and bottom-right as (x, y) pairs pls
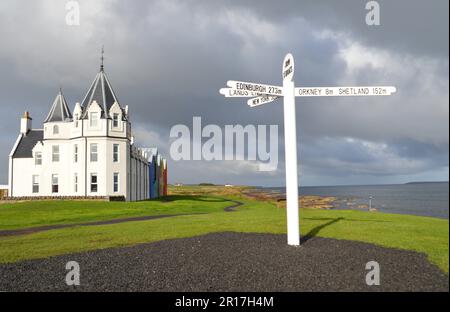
(261, 182), (449, 219)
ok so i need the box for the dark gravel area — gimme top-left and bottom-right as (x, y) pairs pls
(0, 232), (447, 292)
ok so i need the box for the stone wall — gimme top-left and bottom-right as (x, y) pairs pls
(0, 195), (125, 202)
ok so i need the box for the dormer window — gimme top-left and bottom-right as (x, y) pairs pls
(113, 113), (119, 128)
(74, 114), (79, 127)
(90, 112), (99, 127)
(53, 125), (59, 134)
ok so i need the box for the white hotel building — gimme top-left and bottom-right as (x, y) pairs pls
(8, 63), (162, 201)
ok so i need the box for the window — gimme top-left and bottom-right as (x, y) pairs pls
(113, 113), (119, 128)
(35, 152), (42, 165)
(52, 174), (59, 193)
(74, 173), (78, 193)
(74, 144), (78, 163)
(90, 173), (98, 193)
(53, 125), (59, 134)
(74, 114), (79, 128)
(52, 145), (60, 162)
(113, 173), (119, 193)
(113, 144), (119, 162)
(90, 143), (98, 162)
(90, 112), (99, 127)
(32, 175), (39, 193)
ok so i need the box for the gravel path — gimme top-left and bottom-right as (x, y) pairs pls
(0, 232), (447, 292)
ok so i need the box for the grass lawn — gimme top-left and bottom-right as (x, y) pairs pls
(0, 188), (448, 273)
(0, 195), (230, 230)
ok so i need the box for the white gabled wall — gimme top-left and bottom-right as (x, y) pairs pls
(8, 134), (22, 196)
(11, 158), (34, 196)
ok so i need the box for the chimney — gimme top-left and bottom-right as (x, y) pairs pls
(20, 111), (32, 135)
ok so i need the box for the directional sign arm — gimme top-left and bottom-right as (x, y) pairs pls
(219, 88), (269, 98)
(295, 86), (396, 97)
(226, 80), (284, 96)
(247, 95), (279, 107)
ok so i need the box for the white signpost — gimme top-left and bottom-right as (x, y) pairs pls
(220, 53), (396, 246)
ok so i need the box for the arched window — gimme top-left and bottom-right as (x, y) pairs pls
(53, 125), (59, 134)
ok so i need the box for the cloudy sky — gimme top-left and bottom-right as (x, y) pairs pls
(0, 0), (448, 186)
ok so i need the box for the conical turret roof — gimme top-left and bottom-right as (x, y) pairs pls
(44, 89), (72, 123)
(80, 68), (121, 119)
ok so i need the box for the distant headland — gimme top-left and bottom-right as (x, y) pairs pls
(405, 181), (448, 185)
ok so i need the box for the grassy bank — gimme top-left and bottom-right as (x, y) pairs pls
(0, 186), (448, 272)
(0, 195), (230, 230)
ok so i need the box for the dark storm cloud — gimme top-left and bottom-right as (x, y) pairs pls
(301, 137), (448, 177)
(195, 0), (449, 58)
(0, 0), (447, 185)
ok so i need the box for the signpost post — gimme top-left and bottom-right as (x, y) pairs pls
(282, 53), (300, 246)
(219, 53), (396, 246)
